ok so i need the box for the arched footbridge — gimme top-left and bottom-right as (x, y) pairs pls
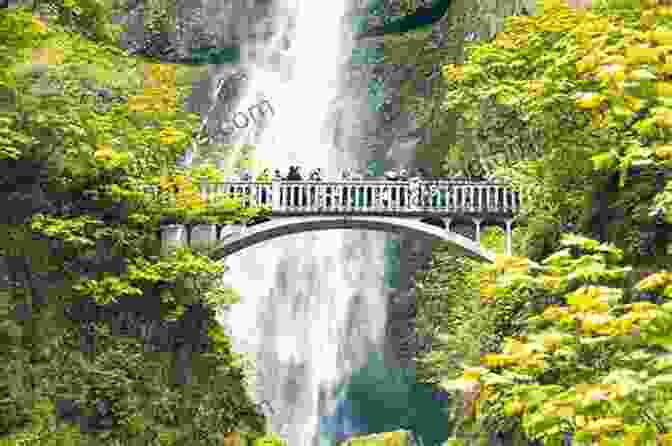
(160, 179), (524, 263)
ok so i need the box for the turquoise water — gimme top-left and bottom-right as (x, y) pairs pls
(318, 155), (451, 445)
(318, 351), (453, 446)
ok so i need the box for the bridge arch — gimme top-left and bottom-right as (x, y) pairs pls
(206, 216), (496, 263)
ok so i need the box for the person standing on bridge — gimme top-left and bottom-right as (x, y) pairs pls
(408, 169), (422, 208)
(286, 166), (303, 181)
(256, 168), (272, 182)
(415, 168), (435, 207)
(350, 168), (364, 181)
(239, 167), (253, 182)
(256, 168), (272, 205)
(384, 169), (399, 181)
(308, 168), (323, 208)
(309, 168), (323, 181)
(285, 166), (305, 206)
(414, 167), (428, 179)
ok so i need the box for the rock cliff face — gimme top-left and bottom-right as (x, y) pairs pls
(365, 0), (535, 369)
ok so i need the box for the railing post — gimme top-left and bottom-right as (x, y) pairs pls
(505, 219), (513, 255)
(473, 218), (483, 244)
(250, 182), (257, 207)
(319, 183), (326, 210)
(408, 180), (419, 211)
(303, 184), (309, 211)
(468, 185), (475, 212)
(457, 184), (464, 211)
(495, 186), (504, 212)
(286, 183), (292, 209)
(332, 183), (339, 211)
(272, 181), (280, 210)
(299, 184), (305, 210)
(161, 224), (187, 255)
(364, 183), (369, 211)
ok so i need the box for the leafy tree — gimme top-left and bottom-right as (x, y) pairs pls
(444, 234), (672, 445)
(0, 6), (269, 444)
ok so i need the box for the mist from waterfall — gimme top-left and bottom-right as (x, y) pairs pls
(216, 1), (393, 445)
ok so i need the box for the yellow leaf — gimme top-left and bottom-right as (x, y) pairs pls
(482, 353), (515, 368)
(32, 47), (64, 65)
(660, 433), (672, 446)
(527, 80), (546, 96)
(653, 31), (672, 45)
(596, 64), (626, 83)
(567, 287), (606, 312)
(625, 96), (645, 112)
(655, 111), (672, 128)
(630, 301), (658, 312)
(508, 401), (526, 416)
(543, 400), (574, 417)
(494, 255), (530, 273)
(31, 17), (48, 34)
(543, 275), (565, 290)
(582, 313), (611, 330)
(463, 367), (485, 381)
(656, 145), (672, 160)
(657, 82), (672, 97)
(576, 93), (605, 109)
(557, 405), (575, 417)
(625, 432), (640, 446)
(602, 55), (626, 65)
(544, 0), (568, 10)
(636, 271), (672, 291)
(481, 385), (496, 401)
(543, 305), (569, 321)
(577, 54), (600, 74)
(480, 284), (498, 302)
(94, 145), (115, 161)
(583, 417), (623, 434)
(641, 9), (657, 29)
(543, 334), (564, 352)
(626, 46), (660, 64)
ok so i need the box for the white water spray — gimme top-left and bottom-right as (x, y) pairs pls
(217, 1), (393, 445)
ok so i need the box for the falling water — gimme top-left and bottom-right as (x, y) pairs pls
(217, 1), (393, 446)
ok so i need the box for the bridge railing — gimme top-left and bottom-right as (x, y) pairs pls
(198, 180), (521, 214)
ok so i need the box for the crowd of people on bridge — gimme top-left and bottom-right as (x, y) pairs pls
(217, 164), (505, 210)
(226, 165), (495, 183)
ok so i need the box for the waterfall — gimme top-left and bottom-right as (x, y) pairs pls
(217, 1), (393, 445)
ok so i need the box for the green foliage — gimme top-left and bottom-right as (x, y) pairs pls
(436, 235), (672, 444)
(414, 242), (484, 385)
(410, 2), (672, 445)
(253, 432), (288, 446)
(0, 5), (266, 444)
(30, 214), (102, 248)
